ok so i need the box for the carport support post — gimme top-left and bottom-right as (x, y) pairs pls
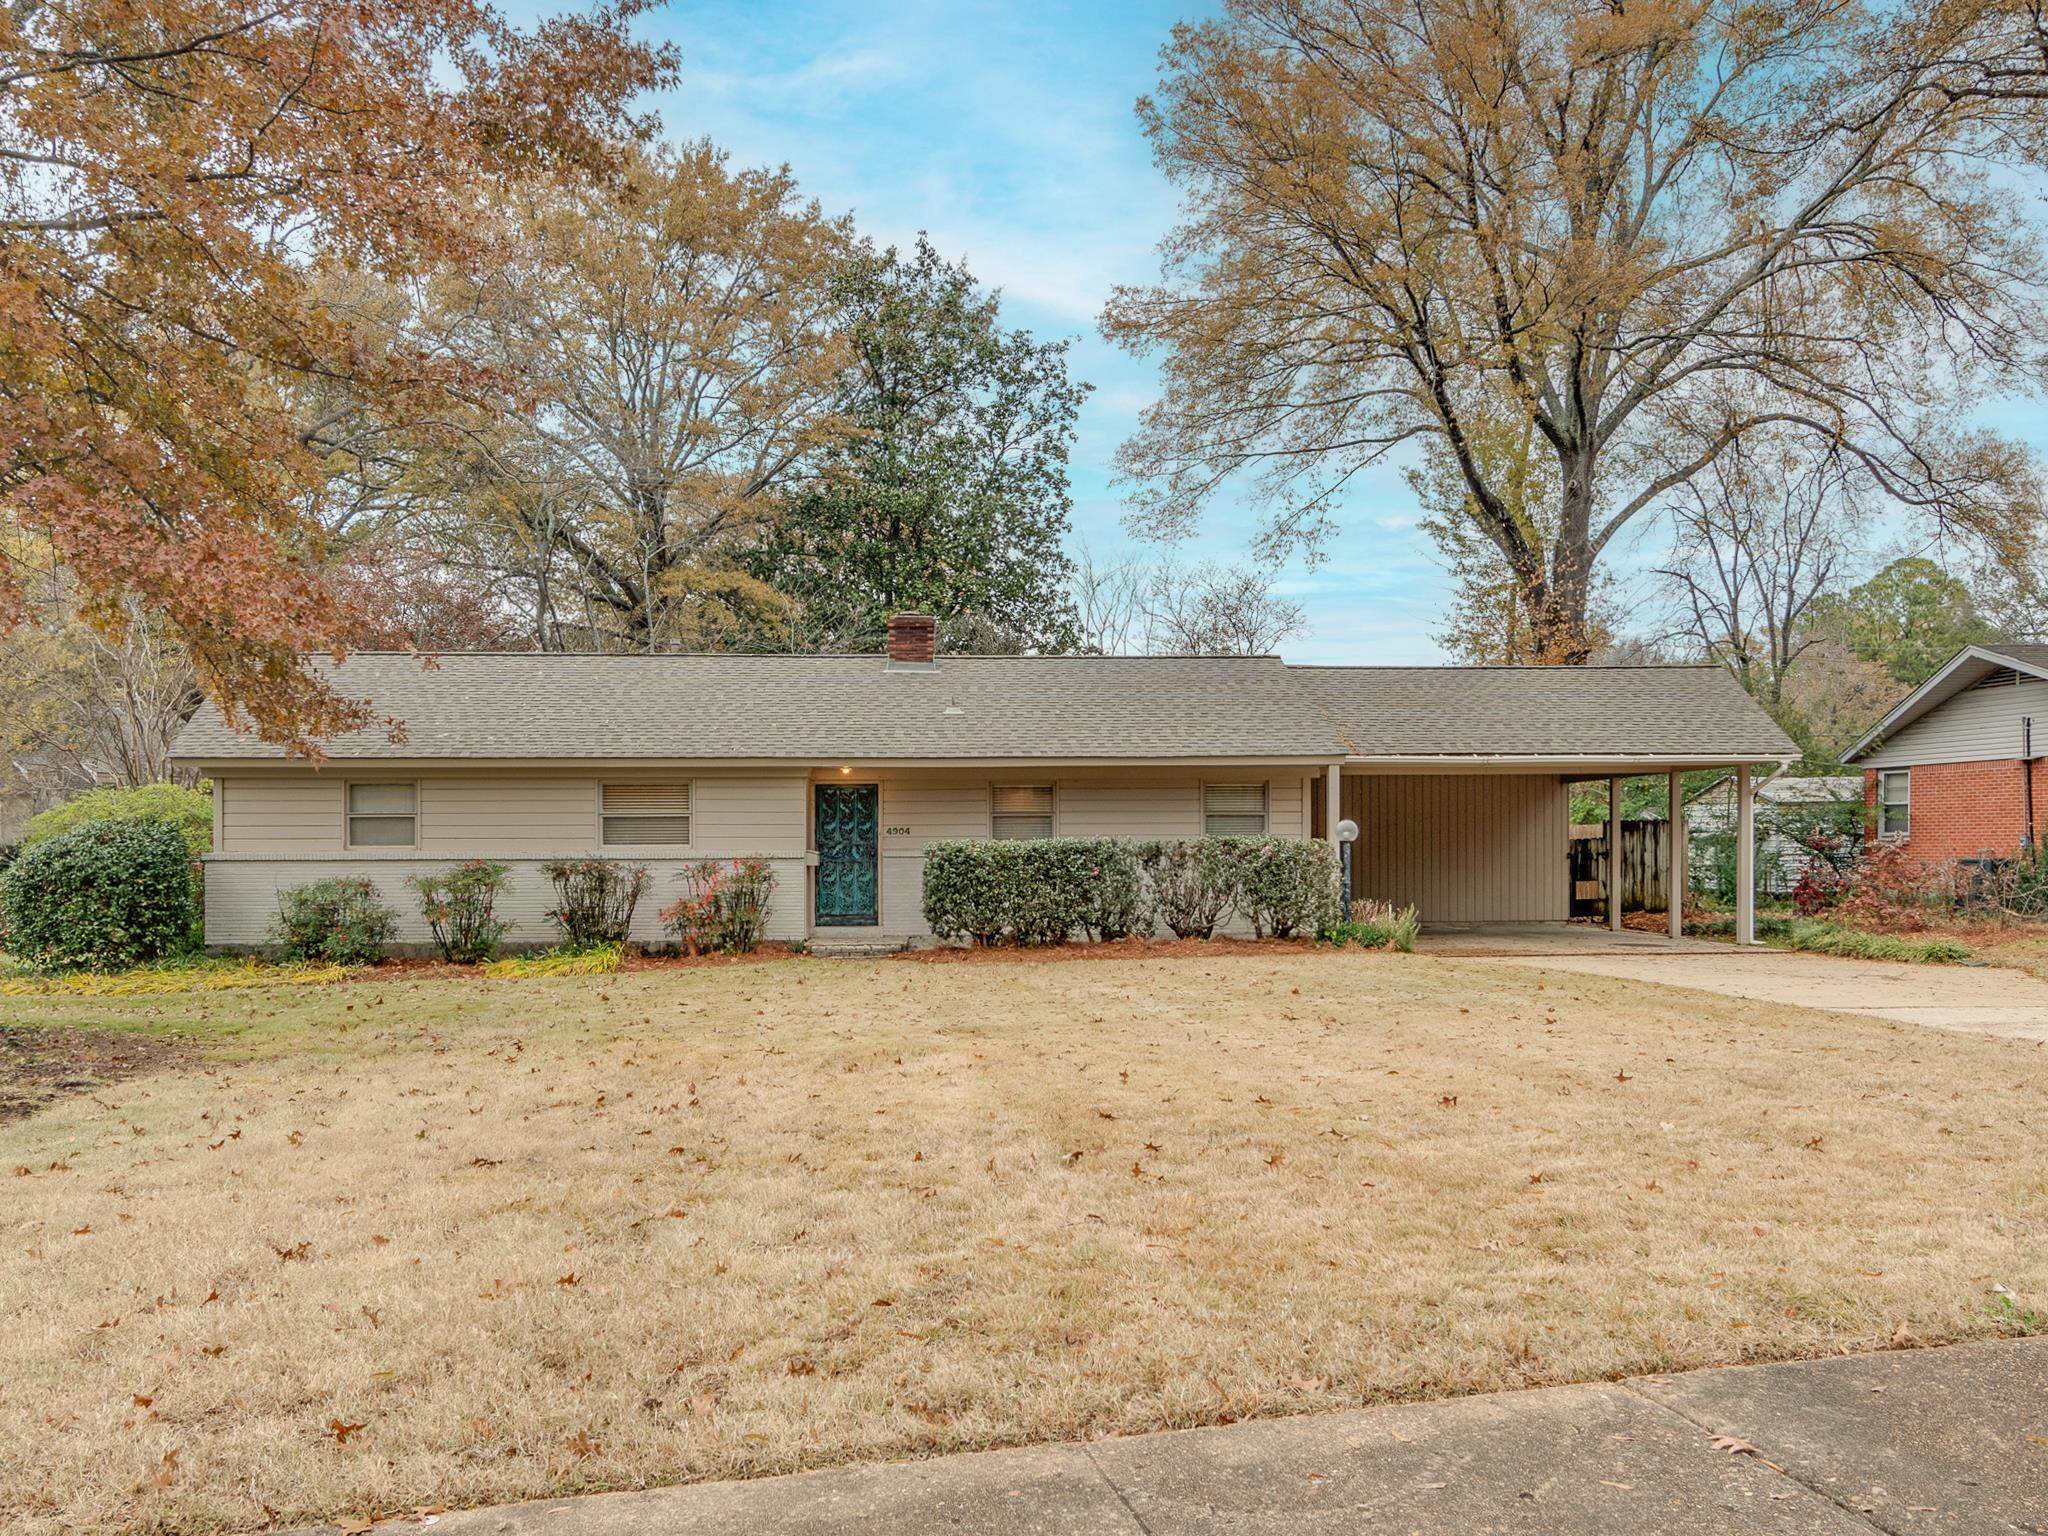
(1736, 764), (1757, 946)
(1607, 777), (1623, 932)
(1668, 771), (1686, 940)
(1325, 762), (1342, 852)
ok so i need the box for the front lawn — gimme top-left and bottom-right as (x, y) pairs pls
(3, 951), (2044, 1534)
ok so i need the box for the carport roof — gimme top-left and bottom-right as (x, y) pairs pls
(1292, 664), (1797, 764)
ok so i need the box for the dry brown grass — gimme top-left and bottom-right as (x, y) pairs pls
(3, 950), (2045, 1535)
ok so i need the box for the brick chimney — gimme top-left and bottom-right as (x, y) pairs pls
(886, 612), (938, 665)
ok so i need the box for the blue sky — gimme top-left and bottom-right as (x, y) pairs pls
(602, 1), (2035, 661)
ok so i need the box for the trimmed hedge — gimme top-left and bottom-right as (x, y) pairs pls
(923, 835), (1338, 946)
(923, 838), (1155, 946)
(1211, 837), (1342, 938)
(1137, 838), (1233, 938)
(0, 820), (198, 971)
(271, 877), (397, 965)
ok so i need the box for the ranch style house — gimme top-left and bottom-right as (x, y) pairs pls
(170, 614), (1798, 952)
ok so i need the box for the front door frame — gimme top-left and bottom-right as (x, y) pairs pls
(812, 780), (881, 928)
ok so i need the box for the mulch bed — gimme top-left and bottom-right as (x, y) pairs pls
(895, 936), (1320, 965)
(0, 1026), (192, 1123)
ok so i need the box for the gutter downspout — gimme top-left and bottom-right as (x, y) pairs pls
(2025, 717), (2036, 852)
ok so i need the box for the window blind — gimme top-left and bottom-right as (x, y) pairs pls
(991, 784), (1055, 840)
(1203, 782), (1268, 836)
(602, 783), (691, 845)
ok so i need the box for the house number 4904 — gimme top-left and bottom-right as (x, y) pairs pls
(884, 825), (913, 836)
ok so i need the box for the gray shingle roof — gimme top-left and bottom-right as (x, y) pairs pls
(171, 652), (1341, 761)
(1984, 641), (2048, 672)
(1290, 665), (1797, 759)
(170, 652), (1800, 763)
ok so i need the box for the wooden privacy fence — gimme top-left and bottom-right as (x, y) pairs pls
(1568, 819), (1670, 919)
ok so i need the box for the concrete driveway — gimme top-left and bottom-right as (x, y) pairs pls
(1472, 943), (2048, 1043)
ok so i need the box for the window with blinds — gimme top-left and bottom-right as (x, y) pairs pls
(1878, 770), (1910, 839)
(990, 784), (1055, 839)
(601, 783), (691, 846)
(1203, 782), (1268, 836)
(346, 782), (416, 848)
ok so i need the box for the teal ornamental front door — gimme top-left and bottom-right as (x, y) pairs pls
(814, 784), (879, 926)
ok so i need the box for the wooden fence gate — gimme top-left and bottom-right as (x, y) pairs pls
(1567, 819), (1670, 919)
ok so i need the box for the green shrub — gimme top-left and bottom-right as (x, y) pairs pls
(923, 840), (1083, 945)
(1136, 839), (1234, 939)
(1085, 840), (1153, 940)
(923, 838), (1154, 946)
(407, 859), (512, 963)
(23, 782), (212, 862)
(922, 842), (1012, 945)
(271, 877), (397, 964)
(542, 858), (649, 948)
(1320, 901), (1420, 952)
(1214, 837), (1342, 938)
(0, 820), (197, 971)
(660, 858), (779, 954)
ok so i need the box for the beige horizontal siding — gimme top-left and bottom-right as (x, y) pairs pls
(1859, 675), (2048, 769)
(216, 770), (808, 857)
(1346, 773), (1568, 922)
(203, 857), (809, 949)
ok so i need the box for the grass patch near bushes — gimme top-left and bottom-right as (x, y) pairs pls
(3, 953), (2044, 1534)
(0, 956), (355, 996)
(1691, 913), (1973, 963)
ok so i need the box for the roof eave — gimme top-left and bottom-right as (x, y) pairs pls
(1842, 644), (2048, 763)
(1343, 751), (1800, 773)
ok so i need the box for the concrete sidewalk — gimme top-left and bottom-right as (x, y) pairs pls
(386, 1339), (2046, 1536)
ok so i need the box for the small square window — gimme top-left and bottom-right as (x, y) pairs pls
(347, 783), (416, 848)
(991, 784), (1055, 840)
(1204, 783), (1268, 836)
(602, 784), (690, 845)
(1878, 770), (1910, 839)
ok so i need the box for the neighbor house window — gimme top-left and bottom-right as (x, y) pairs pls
(1878, 770), (1910, 839)
(346, 783), (416, 848)
(991, 784), (1055, 839)
(601, 783), (691, 845)
(1203, 783), (1268, 836)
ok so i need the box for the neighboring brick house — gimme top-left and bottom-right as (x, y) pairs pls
(1843, 644), (2048, 863)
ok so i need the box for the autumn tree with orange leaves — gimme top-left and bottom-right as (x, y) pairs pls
(1105, 0), (2048, 663)
(0, 0), (674, 750)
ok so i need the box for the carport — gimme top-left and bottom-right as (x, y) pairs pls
(1294, 666), (1800, 942)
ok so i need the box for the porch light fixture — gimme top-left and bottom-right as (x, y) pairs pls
(839, 765), (851, 775)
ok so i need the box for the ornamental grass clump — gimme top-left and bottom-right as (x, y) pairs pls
(1320, 900), (1420, 952)
(408, 859), (512, 963)
(542, 858), (649, 948)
